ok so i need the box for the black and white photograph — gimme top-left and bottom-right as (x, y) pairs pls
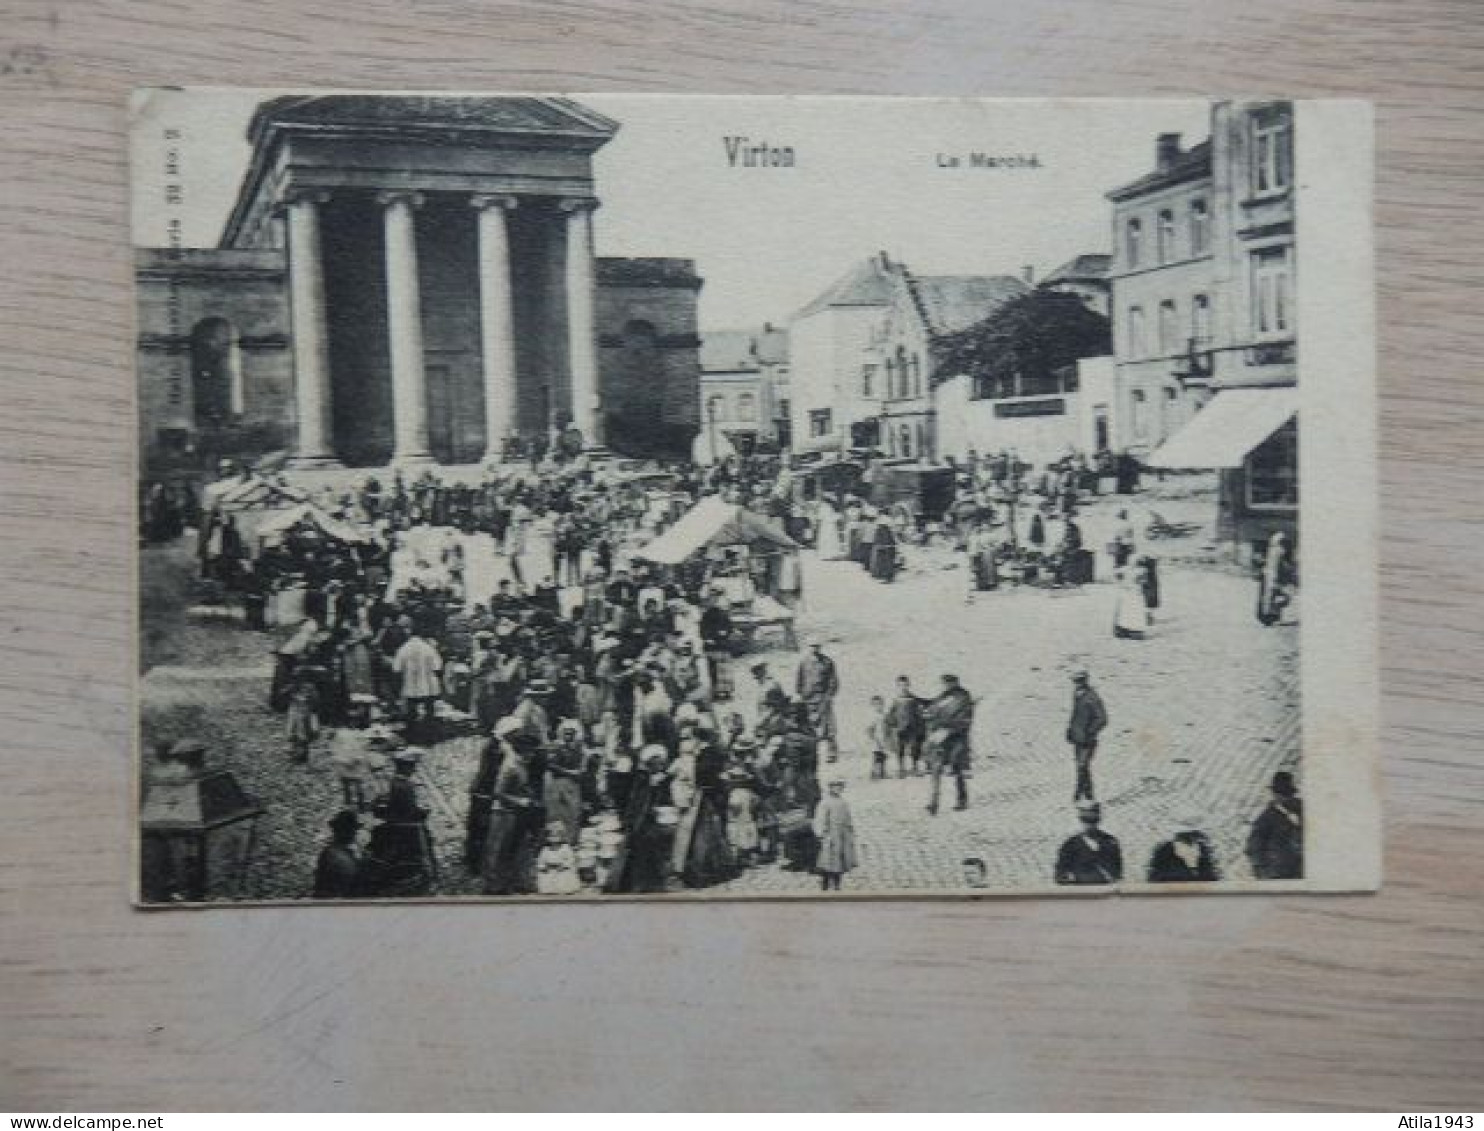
(130, 92), (1378, 903)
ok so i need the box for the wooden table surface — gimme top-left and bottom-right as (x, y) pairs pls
(2, 0), (1480, 1112)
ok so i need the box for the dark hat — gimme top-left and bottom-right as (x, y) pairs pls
(329, 809), (361, 835)
(1076, 801), (1102, 821)
(1270, 771), (1298, 798)
(941, 673), (960, 685)
(1070, 668), (1090, 682)
(750, 662), (769, 676)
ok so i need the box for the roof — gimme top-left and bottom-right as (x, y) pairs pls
(1106, 138), (1212, 202)
(699, 326), (790, 372)
(699, 330), (762, 373)
(794, 257), (897, 320)
(224, 95), (618, 247)
(1042, 253), (1112, 287)
(1146, 387), (1298, 469)
(911, 275), (1030, 337)
(753, 324), (789, 366)
(246, 95), (619, 146)
(636, 496), (798, 564)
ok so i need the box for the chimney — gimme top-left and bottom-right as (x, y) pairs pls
(1156, 132), (1182, 172)
(878, 250), (891, 269)
(1022, 265), (1035, 286)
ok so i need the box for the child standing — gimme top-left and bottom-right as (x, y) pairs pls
(866, 694), (889, 779)
(815, 778), (858, 891)
(535, 820), (582, 895)
(328, 722), (379, 810)
(285, 668), (321, 764)
(884, 675), (927, 778)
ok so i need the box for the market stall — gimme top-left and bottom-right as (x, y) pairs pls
(635, 496), (802, 649)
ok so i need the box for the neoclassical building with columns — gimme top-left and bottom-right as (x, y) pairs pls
(136, 96), (702, 471)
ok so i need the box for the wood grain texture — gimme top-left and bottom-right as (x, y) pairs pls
(1, 0), (1480, 1111)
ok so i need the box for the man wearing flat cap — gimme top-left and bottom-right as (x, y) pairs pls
(925, 673), (976, 815)
(795, 639), (841, 763)
(1065, 669), (1108, 803)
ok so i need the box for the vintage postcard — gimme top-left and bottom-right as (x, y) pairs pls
(131, 91), (1378, 904)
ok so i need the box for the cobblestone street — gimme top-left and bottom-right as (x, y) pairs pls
(141, 486), (1298, 900)
(712, 535), (1299, 894)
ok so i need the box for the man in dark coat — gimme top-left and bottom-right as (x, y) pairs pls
(1146, 828), (1221, 882)
(312, 810), (366, 899)
(885, 674), (930, 778)
(795, 639), (841, 761)
(1054, 802), (1123, 885)
(1245, 771), (1304, 879)
(1065, 669), (1108, 802)
(925, 673), (975, 815)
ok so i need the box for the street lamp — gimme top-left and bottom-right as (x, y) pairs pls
(140, 738), (264, 903)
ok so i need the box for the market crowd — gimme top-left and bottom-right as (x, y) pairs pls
(144, 439), (1302, 898)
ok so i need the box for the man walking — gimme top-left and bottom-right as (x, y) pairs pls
(795, 638), (841, 763)
(1065, 669), (1107, 802)
(925, 673), (976, 815)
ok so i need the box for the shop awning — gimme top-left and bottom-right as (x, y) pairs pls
(1146, 387), (1298, 470)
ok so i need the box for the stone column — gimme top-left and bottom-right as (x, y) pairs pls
(378, 190), (434, 466)
(561, 198), (601, 445)
(283, 189), (339, 467)
(471, 194), (519, 460)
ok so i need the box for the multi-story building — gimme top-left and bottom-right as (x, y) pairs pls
(788, 255), (897, 453)
(1105, 132), (1215, 462)
(1138, 101), (1298, 560)
(872, 272), (1029, 460)
(789, 252), (1025, 459)
(696, 323), (791, 455)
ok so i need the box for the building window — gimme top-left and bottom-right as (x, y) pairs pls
(777, 398), (790, 420)
(1252, 108), (1293, 195)
(1125, 217), (1142, 268)
(1191, 293), (1212, 344)
(707, 393), (728, 421)
(736, 393), (757, 422)
(898, 423), (913, 456)
(1252, 246), (1293, 337)
(1157, 209), (1176, 263)
(862, 363), (876, 398)
(1247, 419), (1298, 508)
(1190, 198), (1210, 255)
(1127, 305), (1146, 357)
(1131, 389), (1148, 439)
(894, 346), (908, 398)
(809, 409), (832, 437)
(1158, 300), (1179, 355)
(910, 354), (922, 396)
